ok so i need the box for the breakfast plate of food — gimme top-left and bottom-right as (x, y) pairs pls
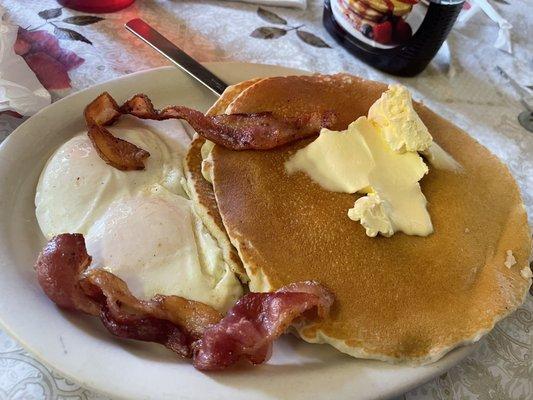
(0, 62), (530, 400)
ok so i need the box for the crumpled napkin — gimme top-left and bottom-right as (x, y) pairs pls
(458, 0), (513, 54)
(223, 0), (306, 10)
(0, 8), (50, 116)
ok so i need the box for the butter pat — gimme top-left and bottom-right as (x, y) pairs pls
(286, 125), (373, 193)
(368, 84), (432, 153)
(284, 84), (462, 238)
(286, 117), (433, 237)
(347, 193), (394, 237)
(200, 140), (215, 183)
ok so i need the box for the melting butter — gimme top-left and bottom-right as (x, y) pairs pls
(285, 84), (463, 237)
(368, 84), (432, 153)
(286, 117), (432, 237)
(347, 193), (394, 237)
(201, 140), (215, 183)
(370, 84), (461, 172)
(286, 123), (374, 193)
(422, 142), (463, 172)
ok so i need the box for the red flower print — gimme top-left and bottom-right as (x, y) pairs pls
(15, 28), (85, 90)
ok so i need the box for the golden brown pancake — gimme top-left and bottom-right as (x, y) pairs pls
(182, 137), (247, 281)
(207, 78), (264, 116)
(188, 74), (532, 363)
(182, 77), (268, 282)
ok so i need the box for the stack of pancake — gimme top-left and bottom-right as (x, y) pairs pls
(337, 0), (416, 44)
(183, 74), (532, 364)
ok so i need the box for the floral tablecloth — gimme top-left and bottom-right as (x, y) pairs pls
(0, 0), (531, 399)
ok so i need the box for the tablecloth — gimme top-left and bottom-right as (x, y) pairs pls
(0, 0), (531, 399)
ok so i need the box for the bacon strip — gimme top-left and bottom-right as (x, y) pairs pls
(119, 93), (157, 119)
(84, 91), (121, 126)
(83, 92), (335, 170)
(82, 269), (222, 340)
(122, 93), (337, 150)
(35, 234), (334, 370)
(86, 123), (150, 171)
(35, 234), (221, 358)
(100, 308), (191, 357)
(160, 107), (336, 150)
(193, 282), (334, 371)
(84, 93), (150, 171)
(34, 233), (100, 316)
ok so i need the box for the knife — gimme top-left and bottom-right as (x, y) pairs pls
(125, 18), (228, 97)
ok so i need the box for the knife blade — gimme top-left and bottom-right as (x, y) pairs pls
(125, 18), (228, 97)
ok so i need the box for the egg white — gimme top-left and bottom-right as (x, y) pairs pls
(35, 117), (242, 312)
(85, 185), (242, 312)
(35, 116), (191, 238)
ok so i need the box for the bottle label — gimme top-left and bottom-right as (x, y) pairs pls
(331, 0), (428, 48)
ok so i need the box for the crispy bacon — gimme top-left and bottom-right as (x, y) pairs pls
(84, 91), (121, 126)
(86, 123), (150, 171)
(83, 268), (221, 358)
(35, 234), (334, 370)
(120, 93), (157, 118)
(122, 93), (337, 150)
(34, 234), (100, 316)
(100, 308), (192, 357)
(160, 107), (336, 150)
(193, 281), (334, 371)
(84, 92), (150, 171)
(84, 91), (335, 169)
(35, 234), (221, 358)
(82, 269), (222, 341)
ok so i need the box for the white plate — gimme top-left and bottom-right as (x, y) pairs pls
(0, 62), (475, 400)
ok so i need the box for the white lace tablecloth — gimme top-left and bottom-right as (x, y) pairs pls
(0, 0), (531, 399)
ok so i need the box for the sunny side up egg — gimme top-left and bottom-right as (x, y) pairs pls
(35, 116), (243, 313)
(36, 116), (188, 237)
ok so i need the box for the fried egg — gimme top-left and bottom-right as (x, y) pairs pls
(35, 116), (242, 312)
(36, 116), (190, 238)
(85, 185), (242, 312)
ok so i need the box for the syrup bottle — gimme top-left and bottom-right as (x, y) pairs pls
(323, 0), (465, 76)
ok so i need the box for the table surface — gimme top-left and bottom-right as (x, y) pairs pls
(0, 1), (531, 399)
